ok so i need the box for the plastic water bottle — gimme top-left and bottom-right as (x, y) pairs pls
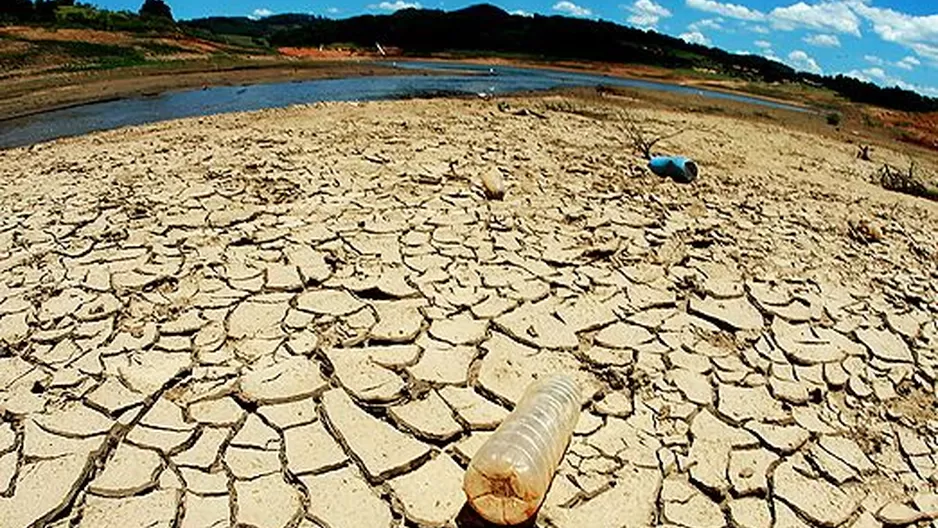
(463, 375), (581, 525)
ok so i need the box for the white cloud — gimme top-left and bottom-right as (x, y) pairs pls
(372, 0), (421, 10)
(689, 17), (724, 31)
(754, 40), (772, 49)
(745, 24), (770, 34)
(864, 54), (884, 65)
(680, 30), (712, 45)
(553, 1), (592, 17)
(849, 1), (938, 60)
(510, 9), (534, 16)
(626, 0), (672, 28)
(769, 2), (860, 36)
(786, 49), (823, 74)
(896, 56), (921, 70)
(248, 8), (273, 19)
(803, 33), (841, 47)
(326, 7), (340, 13)
(685, 0), (765, 21)
(909, 42), (938, 63)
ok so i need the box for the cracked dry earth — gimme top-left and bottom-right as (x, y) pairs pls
(0, 95), (937, 528)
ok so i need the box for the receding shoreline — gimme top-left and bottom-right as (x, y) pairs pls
(0, 60), (403, 122)
(0, 56), (815, 124)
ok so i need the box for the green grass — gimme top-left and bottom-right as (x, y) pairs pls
(33, 39), (141, 58)
(27, 39), (147, 71)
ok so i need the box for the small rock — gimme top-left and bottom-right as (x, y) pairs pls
(481, 168), (506, 200)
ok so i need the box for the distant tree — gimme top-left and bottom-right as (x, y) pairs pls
(1, 0), (35, 21)
(139, 0), (172, 21)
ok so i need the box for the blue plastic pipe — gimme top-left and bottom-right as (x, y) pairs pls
(648, 156), (698, 183)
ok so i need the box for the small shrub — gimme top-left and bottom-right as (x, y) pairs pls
(619, 110), (683, 160)
(826, 112), (842, 126)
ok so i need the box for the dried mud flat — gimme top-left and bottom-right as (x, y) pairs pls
(0, 96), (936, 528)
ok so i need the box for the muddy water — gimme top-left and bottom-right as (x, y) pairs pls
(0, 61), (808, 149)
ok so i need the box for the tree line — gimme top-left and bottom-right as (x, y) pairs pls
(1, 0), (173, 25)
(185, 4), (938, 112)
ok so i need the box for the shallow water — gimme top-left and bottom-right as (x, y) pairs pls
(0, 60), (808, 149)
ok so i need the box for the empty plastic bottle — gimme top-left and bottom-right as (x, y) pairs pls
(463, 375), (581, 525)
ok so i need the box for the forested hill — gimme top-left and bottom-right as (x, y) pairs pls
(182, 4), (938, 113)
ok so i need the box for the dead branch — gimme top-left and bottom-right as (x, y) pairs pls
(619, 111), (684, 160)
(874, 161), (938, 201)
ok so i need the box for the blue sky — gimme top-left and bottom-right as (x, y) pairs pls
(96, 0), (937, 97)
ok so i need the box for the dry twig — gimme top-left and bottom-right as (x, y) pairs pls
(619, 111), (683, 160)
